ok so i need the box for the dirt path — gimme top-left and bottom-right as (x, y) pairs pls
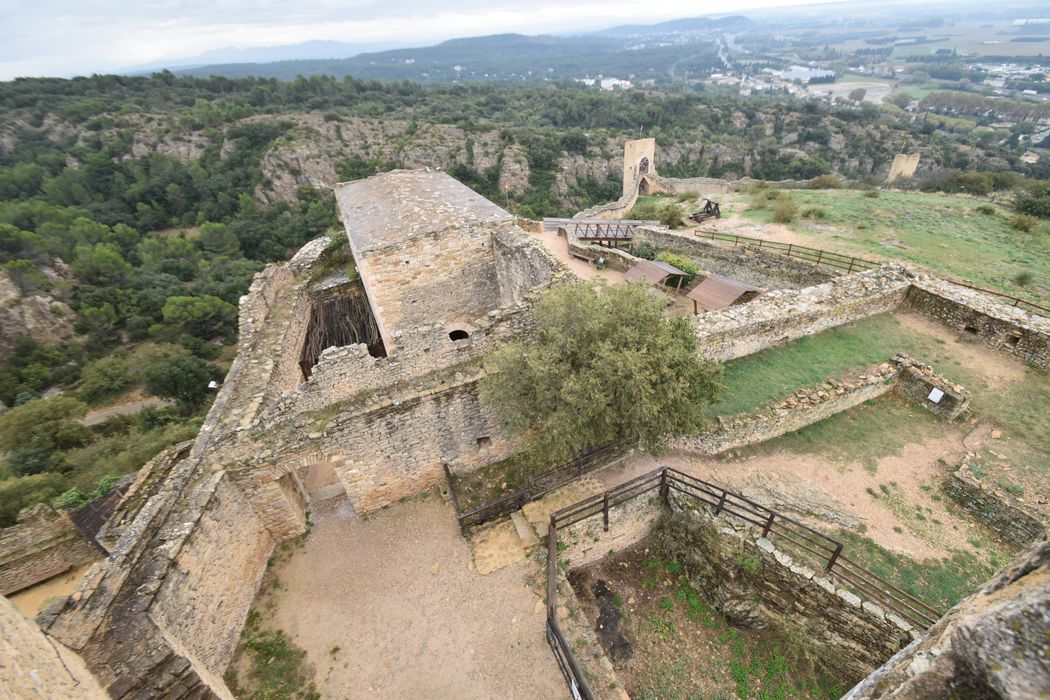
(596, 430), (981, 561)
(526, 228), (625, 285)
(81, 397), (168, 426)
(266, 497), (565, 699)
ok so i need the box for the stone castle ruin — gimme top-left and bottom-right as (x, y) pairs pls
(2, 150), (1048, 698)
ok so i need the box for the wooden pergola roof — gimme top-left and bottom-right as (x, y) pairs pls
(625, 259), (687, 288)
(688, 274), (761, 312)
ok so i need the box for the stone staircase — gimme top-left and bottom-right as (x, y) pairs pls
(471, 477), (604, 575)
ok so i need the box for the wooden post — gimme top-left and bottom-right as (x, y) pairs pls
(826, 542), (843, 572)
(602, 493), (609, 532)
(761, 511), (775, 538)
(815, 250), (824, 268)
(713, 491), (727, 516)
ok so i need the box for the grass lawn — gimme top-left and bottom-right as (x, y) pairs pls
(781, 190), (1050, 305)
(713, 312), (1049, 485)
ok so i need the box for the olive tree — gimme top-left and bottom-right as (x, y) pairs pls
(481, 282), (722, 464)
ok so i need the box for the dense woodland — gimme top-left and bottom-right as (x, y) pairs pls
(0, 73), (1047, 524)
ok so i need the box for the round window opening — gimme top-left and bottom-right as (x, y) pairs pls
(449, 329), (470, 341)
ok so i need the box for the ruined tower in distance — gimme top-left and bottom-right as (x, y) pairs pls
(622, 137), (656, 198)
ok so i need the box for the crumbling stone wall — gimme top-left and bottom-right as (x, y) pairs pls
(634, 225), (834, 289)
(676, 362), (900, 455)
(0, 595), (108, 699)
(942, 456), (1045, 548)
(0, 504), (99, 596)
(905, 277), (1050, 369)
(492, 225), (564, 306)
(656, 499), (915, 679)
(843, 536), (1049, 700)
(694, 265), (913, 360)
(895, 355), (970, 420)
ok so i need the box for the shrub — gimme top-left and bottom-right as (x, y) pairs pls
(658, 203), (684, 228)
(655, 252), (700, 285)
(0, 473), (66, 527)
(675, 190), (700, 202)
(79, 356), (133, 404)
(975, 204), (996, 216)
(771, 192), (798, 223)
(801, 206), (826, 220)
(864, 189), (880, 198)
(1013, 271), (1034, 287)
(1010, 214), (1038, 233)
(809, 174), (843, 189)
(748, 187), (779, 210)
(633, 243), (657, 260)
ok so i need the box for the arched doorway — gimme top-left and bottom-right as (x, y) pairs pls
(638, 156), (650, 175)
(638, 177), (650, 196)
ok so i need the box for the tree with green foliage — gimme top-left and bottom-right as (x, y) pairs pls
(141, 354), (213, 408)
(196, 221), (242, 257)
(0, 396), (90, 474)
(481, 282), (722, 463)
(162, 295), (238, 340)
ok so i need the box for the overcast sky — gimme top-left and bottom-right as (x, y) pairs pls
(1, 0), (849, 81)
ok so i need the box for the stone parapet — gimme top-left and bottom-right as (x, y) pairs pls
(895, 354), (970, 420)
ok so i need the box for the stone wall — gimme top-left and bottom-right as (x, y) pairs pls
(895, 355), (970, 420)
(492, 225), (565, 306)
(843, 536), (1048, 700)
(633, 225), (835, 289)
(675, 362), (900, 455)
(150, 474), (275, 679)
(694, 265), (913, 361)
(559, 493), (665, 569)
(656, 499), (915, 679)
(942, 456), (1045, 548)
(0, 595), (108, 699)
(39, 456), (273, 699)
(905, 277), (1050, 369)
(0, 504), (99, 596)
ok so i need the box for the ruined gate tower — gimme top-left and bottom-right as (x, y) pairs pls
(622, 137), (657, 198)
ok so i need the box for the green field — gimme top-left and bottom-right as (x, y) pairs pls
(741, 190), (1050, 305)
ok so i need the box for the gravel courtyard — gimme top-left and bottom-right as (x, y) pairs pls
(264, 496), (566, 699)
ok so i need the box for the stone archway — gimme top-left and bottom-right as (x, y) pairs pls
(638, 177), (650, 196)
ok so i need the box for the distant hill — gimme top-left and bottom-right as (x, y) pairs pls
(175, 28), (728, 83)
(123, 39), (408, 74)
(595, 14), (753, 36)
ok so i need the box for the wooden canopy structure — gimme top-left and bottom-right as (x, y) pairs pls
(543, 218), (659, 246)
(687, 274), (761, 314)
(625, 259), (687, 290)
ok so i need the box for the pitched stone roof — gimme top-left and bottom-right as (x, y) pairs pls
(335, 169), (513, 253)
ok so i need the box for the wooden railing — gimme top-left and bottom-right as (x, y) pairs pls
(446, 442), (629, 535)
(696, 230), (1049, 316)
(543, 467), (945, 699)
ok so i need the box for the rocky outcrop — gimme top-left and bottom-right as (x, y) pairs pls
(844, 535), (1050, 700)
(0, 270), (76, 361)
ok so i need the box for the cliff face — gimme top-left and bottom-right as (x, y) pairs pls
(844, 534), (1050, 700)
(0, 270), (76, 363)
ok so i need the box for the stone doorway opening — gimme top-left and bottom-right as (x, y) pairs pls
(639, 156), (650, 175)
